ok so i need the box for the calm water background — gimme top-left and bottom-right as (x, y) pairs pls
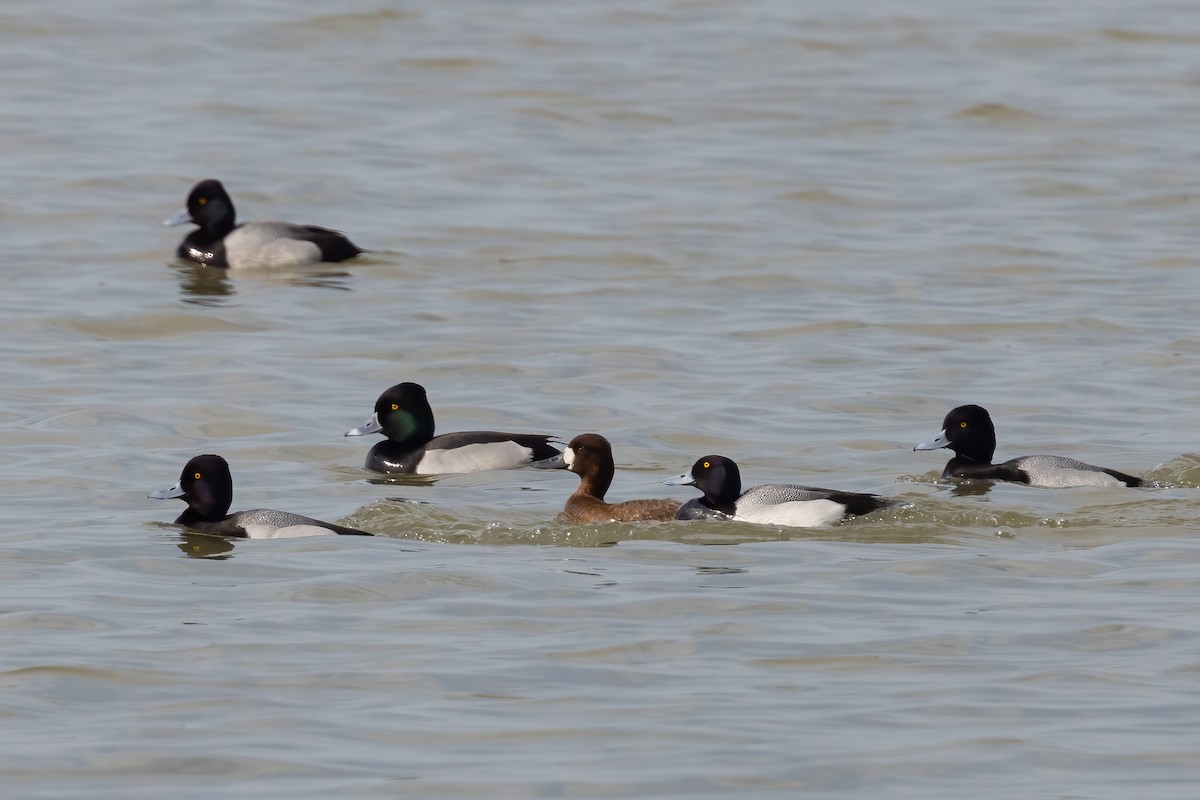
(3, 0), (1200, 796)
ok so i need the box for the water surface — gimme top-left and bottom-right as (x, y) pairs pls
(3, 1), (1200, 797)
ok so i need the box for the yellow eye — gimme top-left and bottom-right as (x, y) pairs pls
(390, 403), (399, 411)
(194, 472), (202, 479)
(702, 461), (710, 468)
(197, 197), (207, 206)
(959, 421), (967, 428)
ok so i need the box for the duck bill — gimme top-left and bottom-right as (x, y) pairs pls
(345, 413), (383, 437)
(662, 472), (696, 486)
(914, 430), (951, 451)
(148, 482), (186, 500)
(163, 207), (193, 227)
(531, 453), (567, 470)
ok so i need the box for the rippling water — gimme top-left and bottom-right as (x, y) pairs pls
(4, 0), (1200, 796)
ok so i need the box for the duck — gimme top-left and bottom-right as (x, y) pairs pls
(533, 433), (681, 522)
(344, 382), (562, 474)
(664, 455), (894, 527)
(914, 404), (1143, 487)
(149, 454), (373, 538)
(164, 178), (364, 268)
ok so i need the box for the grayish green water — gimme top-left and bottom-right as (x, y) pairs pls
(4, 0), (1200, 796)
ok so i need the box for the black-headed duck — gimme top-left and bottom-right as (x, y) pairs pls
(915, 404), (1142, 487)
(164, 178), (364, 268)
(665, 454), (894, 527)
(345, 382), (562, 474)
(150, 454), (373, 538)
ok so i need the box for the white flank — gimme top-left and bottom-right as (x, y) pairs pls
(417, 441), (532, 474)
(1016, 456), (1128, 488)
(735, 499), (846, 528)
(224, 224), (323, 269)
(1026, 469), (1125, 488)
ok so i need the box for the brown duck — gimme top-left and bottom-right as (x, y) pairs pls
(533, 433), (681, 523)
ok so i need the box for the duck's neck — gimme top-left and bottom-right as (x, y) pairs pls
(575, 467), (612, 501)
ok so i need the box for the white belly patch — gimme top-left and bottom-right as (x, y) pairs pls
(241, 524), (336, 538)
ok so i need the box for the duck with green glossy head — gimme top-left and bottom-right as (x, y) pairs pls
(345, 382), (562, 474)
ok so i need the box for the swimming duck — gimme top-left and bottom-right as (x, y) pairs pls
(164, 178), (364, 268)
(533, 433), (681, 522)
(664, 454), (894, 527)
(345, 382), (561, 474)
(149, 454), (373, 537)
(914, 404), (1143, 487)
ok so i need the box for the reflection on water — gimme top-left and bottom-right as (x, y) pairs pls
(170, 262), (354, 305)
(949, 480), (998, 498)
(175, 531), (236, 559)
(171, 263), (235, 305)
(365, 474), (444, 488)
(281, 269), (354, 291)
(694, 565), (748, 575)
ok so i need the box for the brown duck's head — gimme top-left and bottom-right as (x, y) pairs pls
(533, 432), (616, 499)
